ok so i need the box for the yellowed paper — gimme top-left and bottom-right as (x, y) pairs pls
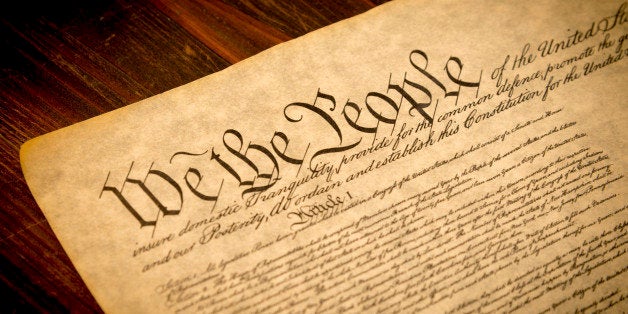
(21, 0), (628, 313)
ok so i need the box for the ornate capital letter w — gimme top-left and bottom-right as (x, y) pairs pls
(100, 162), (183, 228)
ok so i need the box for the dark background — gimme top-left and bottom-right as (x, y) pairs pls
(0, 0), (388, 312)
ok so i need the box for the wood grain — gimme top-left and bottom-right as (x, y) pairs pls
(0, 0), (387, 312)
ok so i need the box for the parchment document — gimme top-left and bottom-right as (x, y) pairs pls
(20, 0), (627, 313)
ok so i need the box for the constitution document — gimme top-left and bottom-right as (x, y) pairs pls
(20, 0), (628, 313)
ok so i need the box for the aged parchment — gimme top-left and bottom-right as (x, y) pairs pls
(21, 0), (628, 313)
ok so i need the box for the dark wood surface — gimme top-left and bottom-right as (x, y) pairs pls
(0, 1), (388, 312)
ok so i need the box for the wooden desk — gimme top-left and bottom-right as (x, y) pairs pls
(0, 1), (387, 311)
